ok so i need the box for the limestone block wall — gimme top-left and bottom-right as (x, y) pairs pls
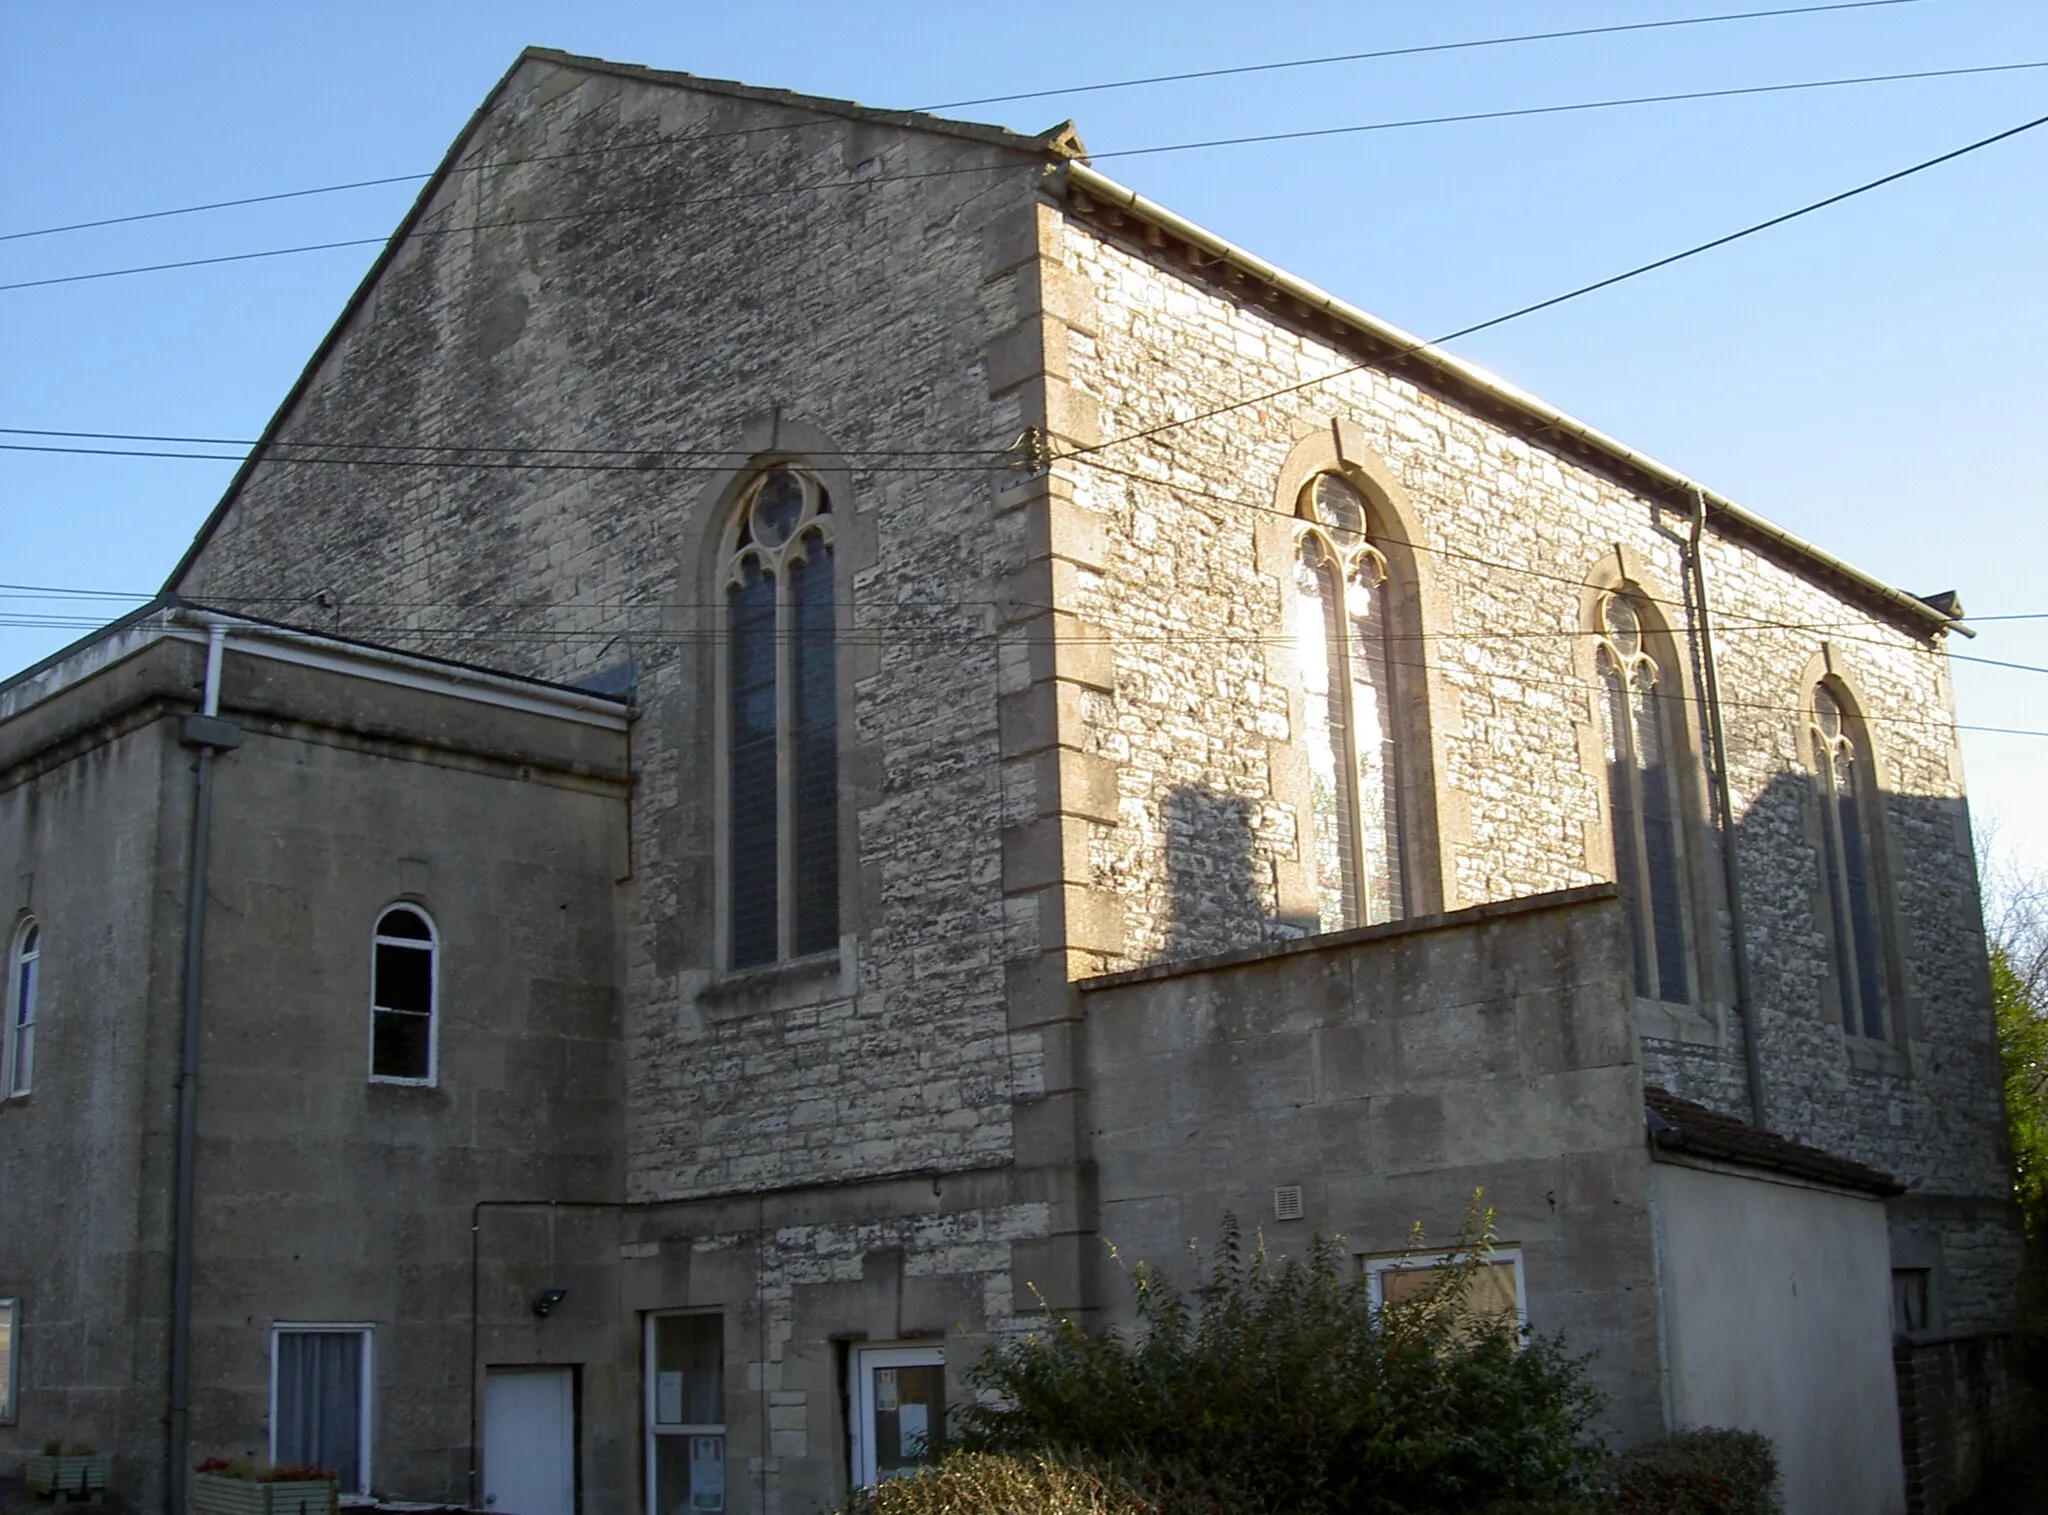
(1046, 210), (2013, 1325)
(169, 57), (1067, 1225)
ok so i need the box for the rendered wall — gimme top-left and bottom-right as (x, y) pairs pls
(0, 640), (190, 1503)
(1652, 1158), (1905, 1515)
(1080, 886), (1668, 1444)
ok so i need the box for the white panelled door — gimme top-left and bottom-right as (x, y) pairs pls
(484, 1367), (576, 1515)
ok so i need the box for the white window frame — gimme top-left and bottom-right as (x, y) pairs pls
(367, 904), (439, 1087)
(1361, 1248), (1528, 1332)
(847, 1342), (944, 1490)
(268, 1322), (374, 1495)
(0, 1297), (20, 1424)
(6, 918), (39, 1098)
(644, 1312), (726, 1515)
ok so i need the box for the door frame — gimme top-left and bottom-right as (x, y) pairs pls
(846, 1342), (945, 1489)
(482, 1363), (579, 1515)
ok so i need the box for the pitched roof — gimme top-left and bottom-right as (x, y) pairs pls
(1644, 1086), (1903, 1197)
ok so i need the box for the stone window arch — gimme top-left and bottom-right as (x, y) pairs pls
(721, 464), (839, 968)
(1591, 588), (1694, 1004)
(1289, 469), (1416, 931)
(1809, 678), (1893, 1040)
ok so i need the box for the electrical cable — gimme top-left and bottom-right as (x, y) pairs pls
(1056, 103), (2048, 461)
(0, 0), (1931, 245)
(7, 57), (2037, 294)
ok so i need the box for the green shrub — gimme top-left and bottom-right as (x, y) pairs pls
(952, 1207), (1607, 1515)
(843, 1450), (1156, 1515)
(1610, 1430), (1779, 1515)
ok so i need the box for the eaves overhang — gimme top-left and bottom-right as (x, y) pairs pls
(1048, 160), (1966, 642)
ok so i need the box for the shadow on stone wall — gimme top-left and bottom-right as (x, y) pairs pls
(1163, 784), (1267, 960)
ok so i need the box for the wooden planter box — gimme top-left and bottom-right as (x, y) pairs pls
(25, 1453), (110, 1498)
(190, 1472), (337, 1515)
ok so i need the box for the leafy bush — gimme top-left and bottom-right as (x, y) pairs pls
(1610, 1431), (1778, 1515)
(952, 1207), (1607, 1515)
(843, 1450), (1156, 1515)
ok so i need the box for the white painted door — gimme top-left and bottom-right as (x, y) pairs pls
(849, 1345), (945, 1489)
(484, 1367), (576, 1515)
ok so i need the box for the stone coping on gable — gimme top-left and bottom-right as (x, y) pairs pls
(1076, 883), (1620, 994)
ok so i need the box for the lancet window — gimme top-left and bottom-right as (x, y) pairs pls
(724, 466), (838, 968)
(1291, 472), (1406, 932)
(1811, 683), (1889, 1039)
(1594, 592), (1691, 1004)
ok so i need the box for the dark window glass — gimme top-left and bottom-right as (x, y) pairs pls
(274, 1331), (363, 1490)
(376, 908), (431, 941)
(373, 943), (431, 1013)
(371, 910), (434, 1081)
(728, 557), (779, 968)
(1631, 672), (1690, 1005)
(789, 542), (839, 956)
(1598, 605), (1689, 1006)
(1814, 689), (1889, 1039)
(1601, 659), (1653, 1000)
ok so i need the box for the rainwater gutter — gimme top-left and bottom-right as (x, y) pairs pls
(166, 620), (242, 1515)
(1687, 491), (1768, 1130)
(1050, 161), (1970, 643)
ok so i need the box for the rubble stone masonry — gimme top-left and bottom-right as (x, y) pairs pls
(1045, 211), (2015, 1328)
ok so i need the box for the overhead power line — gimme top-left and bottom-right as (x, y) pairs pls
(1058, 102), (2048, 462)
(0, 0), (1930, 245)
(6, 57), (2036, 294)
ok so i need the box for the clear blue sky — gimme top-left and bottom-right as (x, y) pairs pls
(4, 1), (2046, 870)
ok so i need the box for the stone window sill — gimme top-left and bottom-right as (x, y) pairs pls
(1845, 1035), (1911, 1078)
(698, 945), (857, 1016)
(1635, 998), (1722, 1049)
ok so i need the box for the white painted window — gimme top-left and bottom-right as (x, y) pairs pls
(1362, 1249), (1527, 1334)
(1811, 683), (1891, 1040)
(369, 905), (437, 1084)
(0, 1297), (19, 1424)
(1291, 472), (1406, 932)
(848, 1343), (944, 1488)
(1593, 592), (1693, 1004)
(270, 1324), (372, 1494)
(645, 1313), (725, 1515)
(5, 919), (39, 1097)
(722, 466), (839, 968)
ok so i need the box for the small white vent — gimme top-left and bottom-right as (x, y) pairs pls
(1273, 1185), (1305, 1222)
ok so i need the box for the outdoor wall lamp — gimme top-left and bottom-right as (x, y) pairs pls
(532, 1287), (568, 1319)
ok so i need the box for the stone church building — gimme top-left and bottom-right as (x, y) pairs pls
(0, 47), (2019, 1515)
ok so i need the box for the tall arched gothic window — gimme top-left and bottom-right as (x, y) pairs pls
(1594, 591), (1691, 1004)
(724, 465), (838, 968)
(1292, 472), (1405, 932)
(1811, 683), (1889, 1039)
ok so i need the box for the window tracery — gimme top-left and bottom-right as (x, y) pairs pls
(1291, 472), (1405, 932)
(724, 465), (838, 968)
(1593, 591), (1691, 1004)
(1810, 682), (1889, 1039)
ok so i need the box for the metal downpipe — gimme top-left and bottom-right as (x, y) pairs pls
(1688, 492), (1768, 1128)
(167, 623), (228, 1514)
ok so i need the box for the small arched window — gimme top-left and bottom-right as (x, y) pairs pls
(1292, 472), (1406, 931)
(370, 906), (436, 1083)
(6, 920), (37, 1096)
(1594, 592), (1691, 1004)
(1811, 683), (1890, 1039)
(724, 465), (838, 968)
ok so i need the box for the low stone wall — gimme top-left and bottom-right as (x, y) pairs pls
(1894, 1331), (2030, 1514)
